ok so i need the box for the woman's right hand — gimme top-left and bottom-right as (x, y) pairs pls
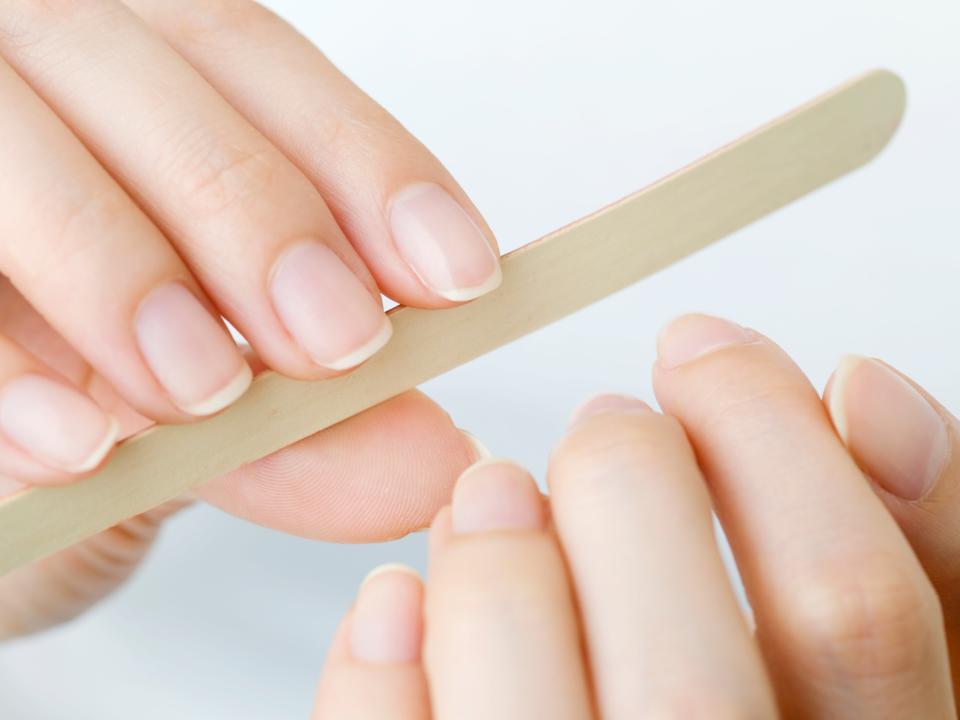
(0, 0), (500, 485)
(314, 315), (960, 719)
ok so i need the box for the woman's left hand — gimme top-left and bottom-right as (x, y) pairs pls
(313, 313), (960, 719)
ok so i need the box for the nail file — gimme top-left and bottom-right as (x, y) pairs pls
(0, 69), (905, 576)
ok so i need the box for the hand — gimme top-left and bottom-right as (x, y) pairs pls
(0, 0), (499, 634)
(312, 314), (959, 718)
(0, 0), (500, 485)
(0, 283), (484, 638)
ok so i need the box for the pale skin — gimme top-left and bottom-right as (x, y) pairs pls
(0, 0), (494, 633)
(0, 3), (956, 717)
(313, 314), (960, 720)
(0, 0), (499, 485)
(8, 314), (960, 718)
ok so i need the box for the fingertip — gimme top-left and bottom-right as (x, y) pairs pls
(62, 415), (119, 474)
(0, 373), (121, 480)
(458, 428), (491, 462)
(361, 562), (421, 589)
(319, 318), (393, 372)
(388, 182), (502, 305)
(825, 354), (868, 444)
(134, 282), (252, 419)
(568, 393), (651, 428)
(174, 361), (253, 417)
(199, 390), (472, 542)
(826, 355), (949, 501)
(350, 564), (424, 665)
(452, 459), (545, 534)
(655, 313), (758, 371)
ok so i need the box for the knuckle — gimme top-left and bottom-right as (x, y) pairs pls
(701, 379), (805, 439)
(3, 0), (97, 20)
(0, 0), (118, 51)
(168, 0), (279, 40)
(21, 189), (130, 282)
(785, 555), (941, 679)
(167, 136), (282, 219)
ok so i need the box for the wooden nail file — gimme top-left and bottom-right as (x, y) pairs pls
(0, 69), (905, 576)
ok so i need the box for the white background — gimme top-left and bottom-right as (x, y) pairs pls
(1, 0), (958, 717)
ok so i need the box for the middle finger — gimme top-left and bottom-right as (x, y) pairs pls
(549, 395), (776, 718)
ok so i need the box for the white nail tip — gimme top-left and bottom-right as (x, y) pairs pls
(828, 354), (867, 445)
(177, 363), (253, 417)
(65, 416), (120, 474)
(435, 263), (503, 303)
(361, 563), (421, 588)
(458, 457), (527, 481)
(459, 429), (492, 460)
(321, 320), (393, 371)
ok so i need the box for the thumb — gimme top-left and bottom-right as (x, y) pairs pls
(198, 389), (485, 543)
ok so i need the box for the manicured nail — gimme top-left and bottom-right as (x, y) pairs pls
(0, 374), (118, 473)
(350, 564), (423, 664)
(829, 355), (949, 501)
(459, 429), (491, 461)
(271, 241), (392, 370)
(135, 283), (252, 416)
(390, 183), (502, 302)
(452, 459), (545, 534)
(569, 393), (651, 426)
(657, 314), (757, 369)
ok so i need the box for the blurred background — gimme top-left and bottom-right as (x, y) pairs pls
(1, 0), (957, 716)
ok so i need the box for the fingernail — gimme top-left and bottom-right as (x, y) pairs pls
(568, 393), (651, 427)
(0, 374), (118, 473)
(458, 428), (491, 461)
(135, 283), (252, 416)
(656, 313), (757, 369)
(390, 183), (502, 302)
(271, 241), (392, 370)
(350, 564), (423, 664)
(829, 355), (949, 501)
(361, 562), (421, 588)
(452, 459), (545, 534)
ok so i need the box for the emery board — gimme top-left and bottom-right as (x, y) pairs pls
(0, 69), (905, 576)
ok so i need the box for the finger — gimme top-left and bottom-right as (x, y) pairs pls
(199, 390), (484, 542)
(313, 566), (429, 720)
(0, 2), (390, 377)
(125, 0), (502, 306)
(653, 314), (954, 718)
(826, 355), (960, 693)
(0, 57), (250, 421)
(425, 460), (593, 720)
(0, 497), (190, 639)
(0, 333), (117, 483)
(0, 277), (153, 441)
(548, 394), (776, 718)
(427, 506), (453, 580)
